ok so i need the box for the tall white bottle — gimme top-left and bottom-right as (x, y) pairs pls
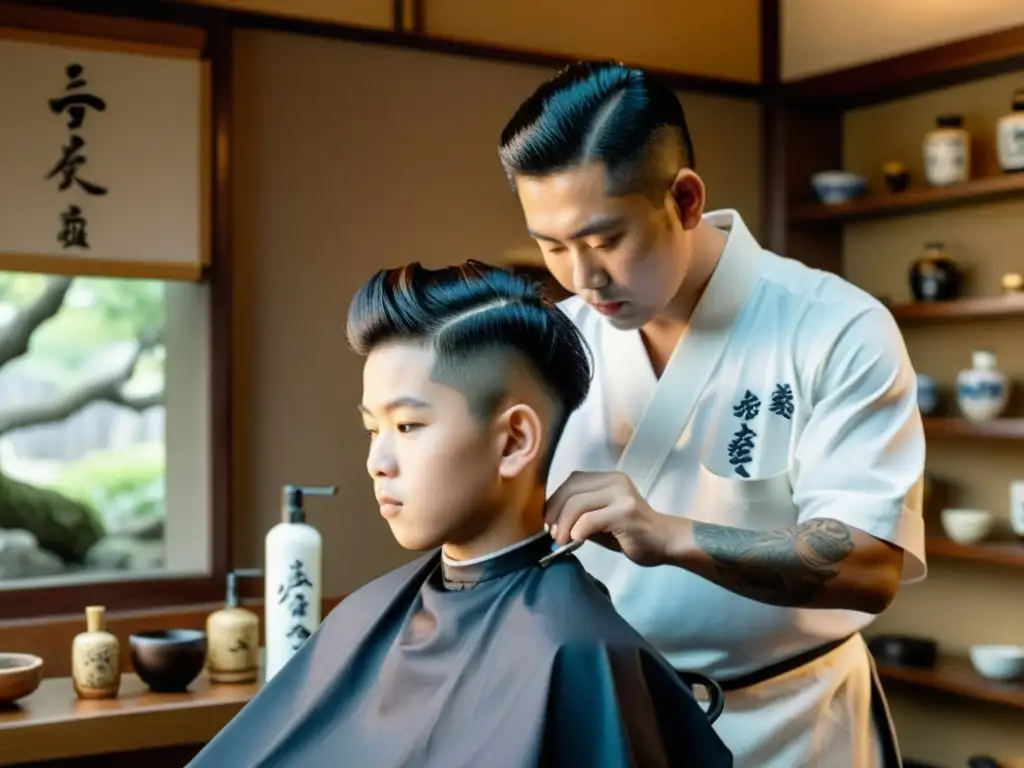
(264, 484), (338, 682)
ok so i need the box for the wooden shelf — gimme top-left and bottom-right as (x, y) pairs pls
(890, 295), (1024, 323)
(788, 173), (1024, 223)
(781, 23), (1024, 109)
(0, 670), (257, 766)
(926, 536), (1024, 567)
(923, 418), (1024, 440)
(876, 653), (1024, 709)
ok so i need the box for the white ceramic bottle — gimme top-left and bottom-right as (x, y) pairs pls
(996, 88), (1024, 173)
(956, 350), (1010, 422)
(1009, 480), (1024, 538)
(264, 484), (337, 682)
(924, 114), (970, 186)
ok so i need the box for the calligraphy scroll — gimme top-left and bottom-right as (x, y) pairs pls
(0, 32), (208, 281)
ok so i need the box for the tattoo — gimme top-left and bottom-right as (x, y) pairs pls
(691, 518), (855, 607)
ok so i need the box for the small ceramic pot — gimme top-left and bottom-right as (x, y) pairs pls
(882, 161), (911, 193)
(909, 242), (962, 302)
(916, 374), (938, 415)
(956, 350), (1010, 422)
(129, 629), (207, 693)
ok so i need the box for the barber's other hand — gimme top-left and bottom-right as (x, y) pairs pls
(545, 471), (674, 567)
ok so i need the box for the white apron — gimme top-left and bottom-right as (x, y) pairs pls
(548, 210), (925, 767)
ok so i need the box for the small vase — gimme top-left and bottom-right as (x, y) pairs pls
(924, 114), (970, 186)
(996, 88), (1024, 173)
(956, 351), (1010, 422)
(71, 605), (121, 699)
(916, 373), (938, 415)
(909, 242), (962, 302)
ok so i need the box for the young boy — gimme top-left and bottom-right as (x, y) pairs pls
(187, 261), (732, 768)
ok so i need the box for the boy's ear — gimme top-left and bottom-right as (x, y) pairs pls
(496, 403), (543, 480)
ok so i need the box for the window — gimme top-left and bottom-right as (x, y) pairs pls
(0, 271), (211, 588)
(0, 7), (222, 617)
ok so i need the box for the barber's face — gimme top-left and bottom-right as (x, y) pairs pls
(360, 341), (504, 551)
(515, 162), (702, 330)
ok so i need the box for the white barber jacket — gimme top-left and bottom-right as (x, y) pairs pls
(547, 209), (926, 767)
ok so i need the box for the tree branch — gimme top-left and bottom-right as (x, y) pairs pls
(0, 327), (164, 437)
(0, 276), (74, 371)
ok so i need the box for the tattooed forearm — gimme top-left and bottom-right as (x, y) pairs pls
(690, 518), (856, 607)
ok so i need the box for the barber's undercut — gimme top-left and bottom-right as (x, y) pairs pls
(347, 260), (592, 474)
(498, 60), (695, 203)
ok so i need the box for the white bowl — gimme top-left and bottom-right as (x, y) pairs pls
(940, 508), (993, 545)
(811, 171), (868, 205)
(969, 645), (1024, 681)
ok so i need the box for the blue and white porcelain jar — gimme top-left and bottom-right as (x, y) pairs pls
(956, 350), (1010, 422)
(916, 373), (938, 415)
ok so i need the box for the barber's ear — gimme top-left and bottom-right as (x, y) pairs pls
(496, 404), (543, 480)
(667, 169), (706, 230)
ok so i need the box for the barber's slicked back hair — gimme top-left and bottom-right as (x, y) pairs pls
(498, 60), (694, 201)
(347, 260), (592, 425)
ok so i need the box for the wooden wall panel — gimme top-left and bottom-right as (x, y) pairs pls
(423, 0), (761, 83)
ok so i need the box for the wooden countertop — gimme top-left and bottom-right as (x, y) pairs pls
(0, 670), (258, 766)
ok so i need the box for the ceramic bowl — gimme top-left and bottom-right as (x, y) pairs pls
(969, 645), (1024, 681)
(0, 653), (43, 705)
(940, 508), (994, 545)
(129, 629), (207, 692)
(811, 171), (868, 205)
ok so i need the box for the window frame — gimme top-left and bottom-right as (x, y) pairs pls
(0, 4), (233, 620)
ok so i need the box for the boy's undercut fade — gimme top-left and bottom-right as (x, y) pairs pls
(347, 260), (593, 475)
(498, 60), (694, 203)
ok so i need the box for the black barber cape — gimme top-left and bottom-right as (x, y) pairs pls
(188, 533), (733, 768)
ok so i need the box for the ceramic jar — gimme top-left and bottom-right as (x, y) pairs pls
(206, 605), (260, 684)
(956, 350), (1010, 422)
(916, 374), (938, 415)
(924, 115), (970, 186)
(1010, 480), (1024, 538)
(71, 605), (121, 699)
(996, 88), (1024, 173)
(909, 242), (962, 302)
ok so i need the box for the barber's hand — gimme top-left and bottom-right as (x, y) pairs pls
(545, 471), (674, 567)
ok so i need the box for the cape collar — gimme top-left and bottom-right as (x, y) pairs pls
(440, 531), (552, 590)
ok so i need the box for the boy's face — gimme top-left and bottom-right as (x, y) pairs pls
(359, 341), (506, 551)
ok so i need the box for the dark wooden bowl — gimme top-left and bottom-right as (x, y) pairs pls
(129, 629), (207, 692)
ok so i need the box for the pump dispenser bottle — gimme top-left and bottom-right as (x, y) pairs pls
(264, 484), (338, 682)
(206, 568), (263, 683)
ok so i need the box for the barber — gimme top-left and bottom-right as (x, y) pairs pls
(497, 60), (924, 768)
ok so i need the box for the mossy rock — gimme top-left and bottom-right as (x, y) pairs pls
(0, 472), (106, 563)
